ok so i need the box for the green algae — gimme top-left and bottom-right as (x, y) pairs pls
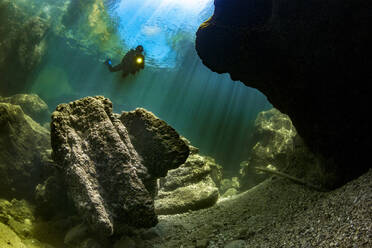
(0, 198), (73, 248)
(0, 222), (27, 248)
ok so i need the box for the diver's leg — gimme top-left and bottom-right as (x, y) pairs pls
(108, 64), (122, 72)
(122, 71), (130, 78)
(121, 67), (131, 78)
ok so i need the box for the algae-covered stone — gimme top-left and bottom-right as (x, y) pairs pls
(221, 188), (238, 198)
(240, 108), (324, 190)
(0, 94), (50, 124)
(155, 177), (219, 215)
(155, 141), (221, 215)
(160, 154), (213, 192)
(0, 222), (27, 248)
(0, 102), (50, 199)
(220, 177), (240, 194)
(219, 176), (240, 197)
(0, 0), (49, 94)
(0, 199), (35, 234)
(0, 221), (55, 248)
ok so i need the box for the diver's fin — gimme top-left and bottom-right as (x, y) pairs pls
(104, 59), (112, 66)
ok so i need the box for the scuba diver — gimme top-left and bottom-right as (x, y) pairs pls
(104, 45), (145, 78)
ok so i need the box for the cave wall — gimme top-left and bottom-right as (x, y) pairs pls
(196, 0), (371, 187)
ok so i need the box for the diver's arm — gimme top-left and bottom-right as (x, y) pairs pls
(105, 59), (123, 72)
(108, 63), (123, 72)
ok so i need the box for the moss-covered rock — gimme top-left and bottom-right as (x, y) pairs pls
(0, 198), (69, 247)
(155, 177), (219, 215)
(0, 199), (35, 238)
(0, 102), (50, 199)
(0, 0), (49, 94)
(155, 139), (221, 215)
(0, 94), (50, 124)
(240, 108), (326, 191)
(0, 222), (27, 248)
(220, 177), (240, 195)
(221, 188), (238, 198)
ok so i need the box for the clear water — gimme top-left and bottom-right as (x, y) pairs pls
(8, 0), (272, 171)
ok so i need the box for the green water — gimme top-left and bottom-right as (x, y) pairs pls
(1, 0), (272, 171)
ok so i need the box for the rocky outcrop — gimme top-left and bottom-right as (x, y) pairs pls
(0, 0), (49, 94)
(50, 96), (188, 236)
(239, 108), (325, 190)
(0, 94), (50, 124)
(120, 108), (190, 196)
(0, 102), (50, 200)
(155, 140), (221, 215)
(196, 0), (371, 187)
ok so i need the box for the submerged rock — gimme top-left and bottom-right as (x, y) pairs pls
(221, 188), (238, 198)
(0, 102), (50, 199)
(156, 176), (219, 215)
(51, 96), (188, 236)
(240, 108), (325, 190)
(0, 94), (50, 124)
(155, 140), (221, 215)
(0, 222), (27, 248)
(0, 198), (69, 247)
(0, 0), (49, 94)
(120, 108), (189, 196)
(219, 177), (240, 197)
(0, 199), (35, 239)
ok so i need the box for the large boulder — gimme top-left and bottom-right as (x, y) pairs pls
(0, 94), (50, 124)
(155, 139), (221, 215)
(196, 0), (371, 187)
(50, 96), (188, 236)
(120, 108), (190, 196)
(0, 102), (50, 200)
(155, 176), (219, 215)
(240, 108), (324, 190)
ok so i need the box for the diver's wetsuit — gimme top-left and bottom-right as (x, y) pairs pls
(106, 49), (145, 78)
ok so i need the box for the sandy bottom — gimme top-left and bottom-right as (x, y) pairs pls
(145, 169), (372, 248)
